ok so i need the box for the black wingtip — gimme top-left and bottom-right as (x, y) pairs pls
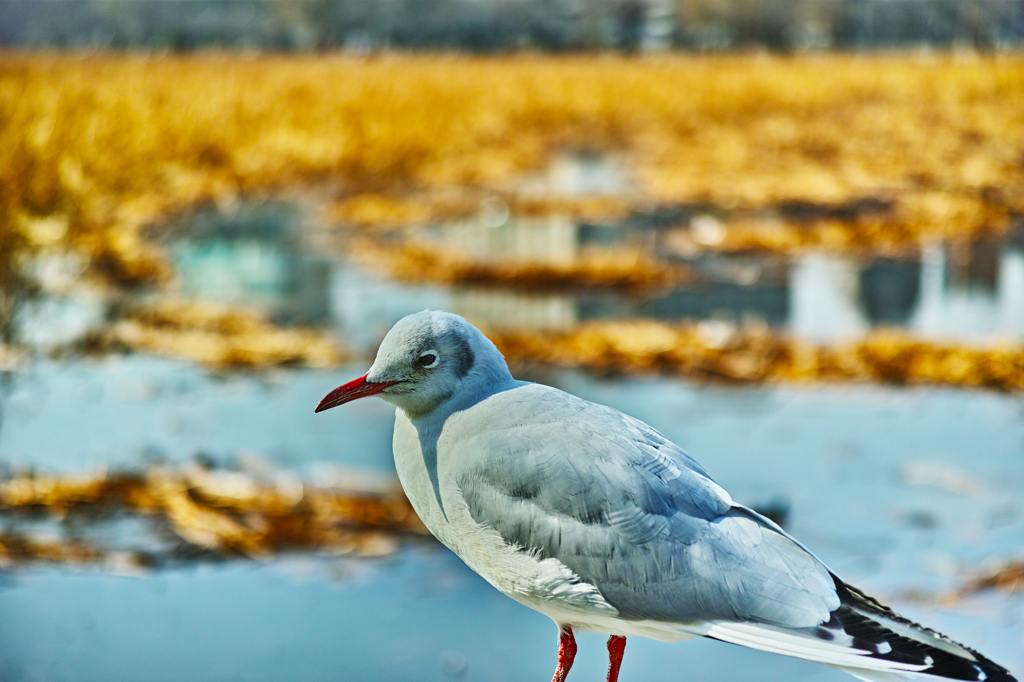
(830, 575), (1018, 682)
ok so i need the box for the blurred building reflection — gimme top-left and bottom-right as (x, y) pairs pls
(912, 240), (1024, 341)
(330, 260), (451, 352)
(790, 254), (868, 342)
(165, 204), (1024, 352)
(420, 215), (579, 265)
(859, 256), (922, 325)
(790, 237), (1024, 342)
(452, 290), (578, 330)
(167, 203), (333, 326)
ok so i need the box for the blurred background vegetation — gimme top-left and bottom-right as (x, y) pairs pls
(2, 0), (1024, 51)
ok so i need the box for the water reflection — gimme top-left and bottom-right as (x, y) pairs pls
(453, 290), (578, 331)
(7, 197), (1024, 680)
(517, 150), (630, 197)
(167, 203), (332, 327)
(3, 363), (1024, 680)
(912, 242), (1024, 342)
(418, 215), (579, 265)
(790, 254), (867, 341)
(329, 261), (451, 353)
(793, 239), (1024, 342)
(165, 203), (1024, 352)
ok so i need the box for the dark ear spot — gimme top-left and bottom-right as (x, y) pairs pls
(453, 336), (474, 378)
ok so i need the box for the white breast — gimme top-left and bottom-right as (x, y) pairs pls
(391, 409), (618, 619)
(390, 405), (703, 642)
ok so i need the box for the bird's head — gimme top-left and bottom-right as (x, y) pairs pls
(315, 310), (512, 417)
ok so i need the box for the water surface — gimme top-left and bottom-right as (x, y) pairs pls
(2, 203), (1023, 681)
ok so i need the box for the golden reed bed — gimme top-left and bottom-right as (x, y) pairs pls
(82, 299), (344, 369)
(491, 321), (1024, 391)
(2, 52), (1024, 386)
(0, 465), (426, 567)
(3, 52), (1024, 284)
(66, 304), (1024, 392)
(347, 238), (692, 292)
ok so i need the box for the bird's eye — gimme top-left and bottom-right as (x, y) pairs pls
(416, 350), (439, 369)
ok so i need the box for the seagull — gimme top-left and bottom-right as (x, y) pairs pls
(316, 310), (1016, 682)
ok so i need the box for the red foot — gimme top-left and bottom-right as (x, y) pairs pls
(551, 626), (577, 682)
(606, 635), (627, 682)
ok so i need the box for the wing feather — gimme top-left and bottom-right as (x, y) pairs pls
(456, 390), (840, 629)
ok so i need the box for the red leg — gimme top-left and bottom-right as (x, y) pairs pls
(551, 626), (577, 682)
(606, 635), (627, 682)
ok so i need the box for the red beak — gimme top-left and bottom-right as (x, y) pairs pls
(315, 374), (399, 413)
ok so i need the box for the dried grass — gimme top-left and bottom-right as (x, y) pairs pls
(0, 466), (427, 567)
(2, 52), (1023, 286)
(491, 321), (1024, 390)
(86, 299), (344, 370)
(961, 561), (1024, 595)
(330, 191), (630, 228)
(349, 238), (689, 292)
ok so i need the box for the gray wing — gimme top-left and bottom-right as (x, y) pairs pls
(457, 403), (839, 628)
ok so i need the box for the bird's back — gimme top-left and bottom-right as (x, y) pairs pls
(432, 383), (838, 627)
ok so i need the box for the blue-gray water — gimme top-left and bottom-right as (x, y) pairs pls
(3, 203), (1023, 681)
(3, 553), (1018, 682)
(1, 356), (1022, 681)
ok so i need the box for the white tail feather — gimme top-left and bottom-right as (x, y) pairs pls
(706, 622), (932, 674)
(833, 665), (922, 682)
